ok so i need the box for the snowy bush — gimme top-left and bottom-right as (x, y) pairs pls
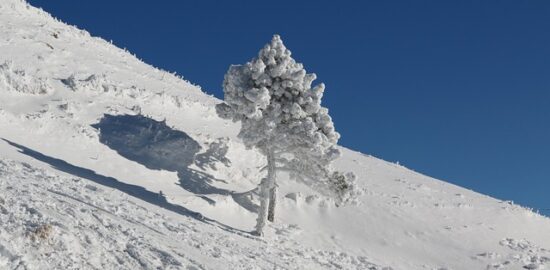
(0, 61), (51, 95)
(27, 224), (53, 242)
(216, 35), (358, 235)
(61, 73), (117, 92)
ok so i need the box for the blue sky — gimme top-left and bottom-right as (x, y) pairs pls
(28, 1), (550, 214)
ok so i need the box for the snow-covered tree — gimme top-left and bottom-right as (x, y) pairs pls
(216, 35), (358, 236)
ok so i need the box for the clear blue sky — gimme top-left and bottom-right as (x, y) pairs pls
(28, 1), (550, 214)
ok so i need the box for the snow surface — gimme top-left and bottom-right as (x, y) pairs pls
(0, 1), (549, 269)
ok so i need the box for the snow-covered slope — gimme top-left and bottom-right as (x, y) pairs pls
(1, 1), (549, 269)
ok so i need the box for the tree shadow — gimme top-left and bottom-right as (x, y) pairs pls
(90, 114), (258, 212)
(2, 138), (257, 235)
(91, 114), (227, 194)
(91, 114), (200, 173)
(193, 137), (231, 171)
(2, 139), (216, 227)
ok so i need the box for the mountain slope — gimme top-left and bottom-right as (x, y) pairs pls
(1, 1), (549, 269)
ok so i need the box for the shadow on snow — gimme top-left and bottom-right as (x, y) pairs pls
(91, 114), (229, 194)
(3, 113), (262, 233)
(2, 138), (252, 235)
(90, 114), (258, 213)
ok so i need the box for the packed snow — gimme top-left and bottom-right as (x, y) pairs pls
(0, 0), (549, 269)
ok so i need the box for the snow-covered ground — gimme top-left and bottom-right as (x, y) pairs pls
(1, 1), (549, 269)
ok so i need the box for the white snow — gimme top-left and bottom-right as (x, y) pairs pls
(0, 0), (549, 269)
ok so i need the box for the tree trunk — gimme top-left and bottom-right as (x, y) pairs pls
(254, 177), (269, 236)
(254, 149), (276, 236)
(267, 185), (277, 222)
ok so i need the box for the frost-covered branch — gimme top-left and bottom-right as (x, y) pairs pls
(216, 35), (359, 235)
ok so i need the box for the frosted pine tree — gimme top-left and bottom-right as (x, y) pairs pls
(216, 35), (358, 236)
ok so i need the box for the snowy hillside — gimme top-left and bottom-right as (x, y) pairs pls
(1, 1), (549, 269)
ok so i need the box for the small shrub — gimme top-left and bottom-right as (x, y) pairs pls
(28, 224), (53, 242)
